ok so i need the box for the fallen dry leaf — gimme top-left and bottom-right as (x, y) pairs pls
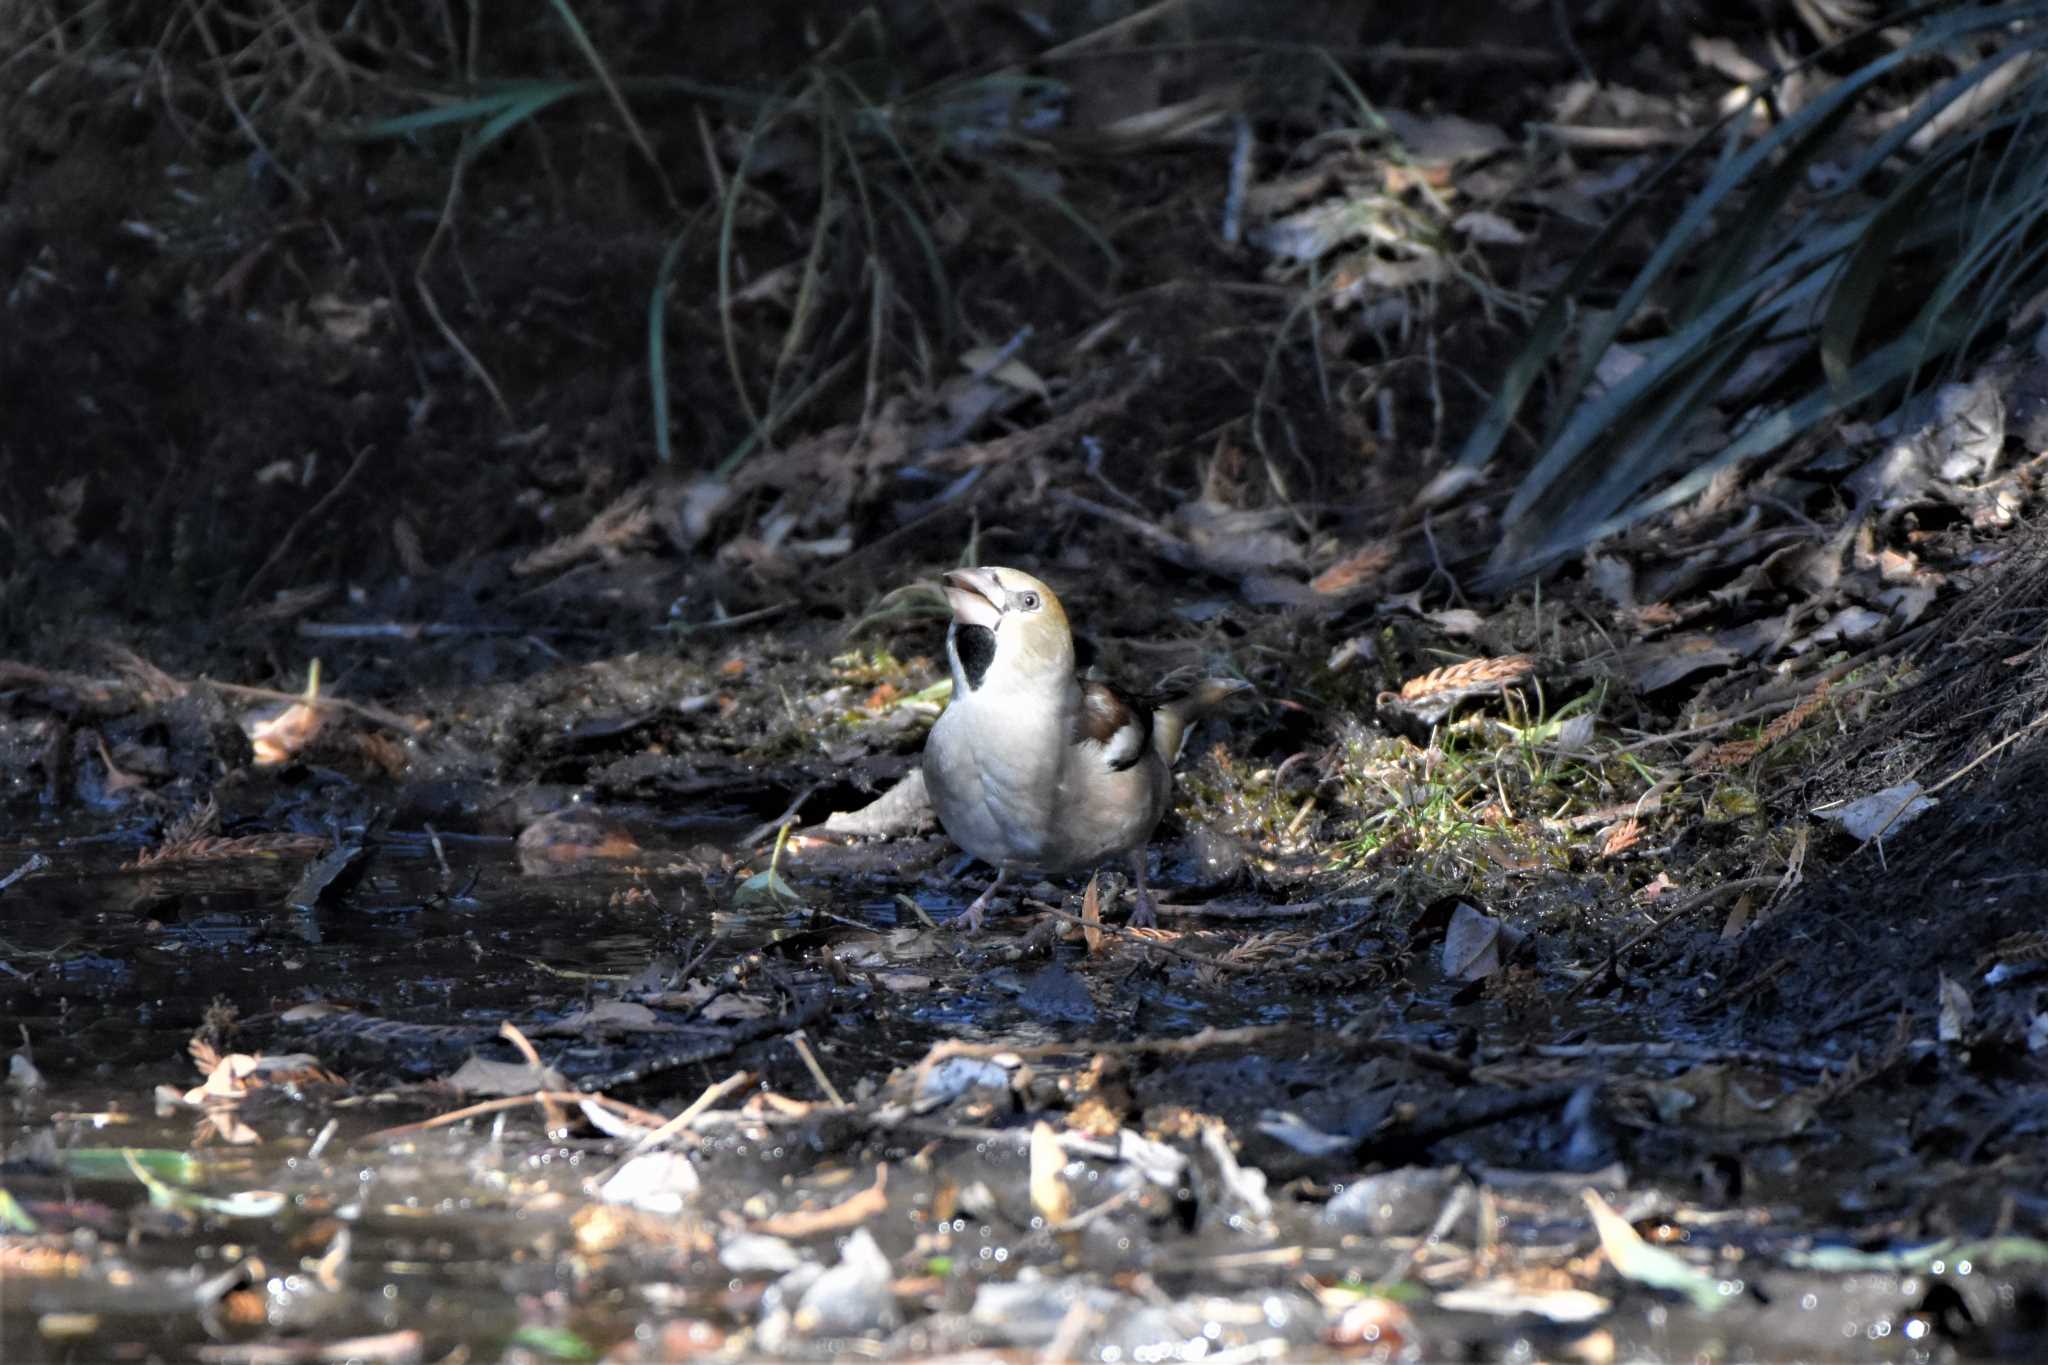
(752, 1165), (889, 1239)
(247, 663), (325, 765)
(1028, 1121), (1073, 1225)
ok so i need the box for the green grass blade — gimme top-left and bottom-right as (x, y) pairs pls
(648, 213), (707, 465)
(351, 82), (588, 140)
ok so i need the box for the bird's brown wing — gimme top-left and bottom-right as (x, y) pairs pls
(1074, 679), (1153, 772)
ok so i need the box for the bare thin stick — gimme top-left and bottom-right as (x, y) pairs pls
(202, 678), (425, 736)
(631, 1070), (754, 1151)
(240, 445), (377, 602)
(787, 1029), (845, 1107)
(357, 1090), (667, 1144)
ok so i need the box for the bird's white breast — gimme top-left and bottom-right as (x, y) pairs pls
(924, 682), (1170, 875)
(924, 688), (1066, 867)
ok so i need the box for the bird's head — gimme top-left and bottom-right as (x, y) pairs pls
(939, 566), (1074, 693)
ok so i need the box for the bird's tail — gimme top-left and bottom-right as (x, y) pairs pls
(1151, 678), (1252, 764)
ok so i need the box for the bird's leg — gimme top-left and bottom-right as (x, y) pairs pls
(1127, 847), (1157, 929)
(956, 867), (1006, 933)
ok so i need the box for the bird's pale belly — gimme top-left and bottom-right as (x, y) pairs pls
(923, 710), (1167, 873)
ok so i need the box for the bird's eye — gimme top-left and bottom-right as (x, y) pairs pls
(1017, 591), (1041, 611)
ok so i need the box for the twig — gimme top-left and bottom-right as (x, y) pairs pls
(203, 678), (426, 737)
(1923, 708), (2048, 799)
(355, 1090), (667, 1145)
(786, 1028), (845, 1107)
(0, 853), (49, 895)
(739, 785), (821, 850)
(240, 444), (378, 602)
(630, 1070), (755, 1151)
(1049, 490), (1205, 571)
(499, 1022), (569, 1133)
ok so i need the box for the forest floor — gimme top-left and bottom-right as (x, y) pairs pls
(3, 3), (2046, 1360)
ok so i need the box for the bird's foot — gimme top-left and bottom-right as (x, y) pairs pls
(1126, 848), (1157, 929)
(953, 874), (1004, 933)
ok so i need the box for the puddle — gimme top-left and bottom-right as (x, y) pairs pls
(5, 798), (2043, 1360)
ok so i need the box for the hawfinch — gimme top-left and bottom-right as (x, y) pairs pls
(921, 565), (1246, 931)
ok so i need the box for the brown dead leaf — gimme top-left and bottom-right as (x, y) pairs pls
(575, 1202), (716, 1255)
(197, 1109), (263, 1146)
(1067, 1095), (1123, 1140)
(351, 731), (411, 779)
(752, 1164), (889, 1239)
(183, 1044), (341, 1102)
(1720, 894), (1754, 940)
(1630, 602), (1681, 630)
(1080, 872), (1104, 956)
(1647, 1064), (1816, 1134)
(516, 811), (642, 875)
(247, 662), (329, 767)
(700, 994), (772, 1022)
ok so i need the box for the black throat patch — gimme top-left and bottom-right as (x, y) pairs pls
(952, 623), (997, 691)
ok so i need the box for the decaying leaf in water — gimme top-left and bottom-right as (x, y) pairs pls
(446, 1056), (568, 1097)
(1432, 1282), (1609, 1324)
(1644, 1063), (1816, 1134)
(1442, 902), (1525, 982)
(517, 810), (642, 876)
(1582, 1188), (1724, 1312)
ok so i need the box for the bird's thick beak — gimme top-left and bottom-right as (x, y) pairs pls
(940, 568), (1004, 631)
